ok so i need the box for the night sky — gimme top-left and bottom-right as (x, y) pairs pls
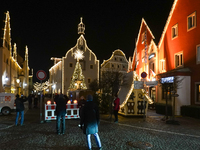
(0, 0), (174, 82)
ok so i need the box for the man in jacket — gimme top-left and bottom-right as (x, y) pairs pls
(114, 93), (120, 123)
(55, 94), (67, 135)
(15, 94), (27, 126)
(80, 94), (102, 150)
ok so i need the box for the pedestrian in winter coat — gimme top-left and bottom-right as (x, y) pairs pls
(15, 94), (27, 126)
(80, 94), (102, 150)
(55, 94), (67, 135)
(114, 93), (120, 123)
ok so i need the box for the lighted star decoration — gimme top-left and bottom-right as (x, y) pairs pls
(74, 49), (84, 61)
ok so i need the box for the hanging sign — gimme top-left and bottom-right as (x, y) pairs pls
(134, 81), (144, 89)
(36, 70), (46, 81)
(145, 81), (158, 87)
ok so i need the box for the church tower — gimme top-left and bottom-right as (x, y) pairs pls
(78, 17), (85, 35)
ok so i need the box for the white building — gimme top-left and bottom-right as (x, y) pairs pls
(101, 49), (128, 73)
(49, 18), (99, 95)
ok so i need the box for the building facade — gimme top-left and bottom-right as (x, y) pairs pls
(130, 0), (200, 115)
(101, 49), (128, 73)
(0, 11), (31, 96)
(49, 18), (99, 95)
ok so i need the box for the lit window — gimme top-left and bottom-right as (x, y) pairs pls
(197, 45), (200, 64)
(196, 83), (200, 103)
(175, 52), (183, 68)
(69, 63), (73, 67)
(160, 59), (165, 73)
(172, 24), (178, 39)
(141, 32), (145, 44)
(90, 65), (93, 69)
(187, 12), (196, 31)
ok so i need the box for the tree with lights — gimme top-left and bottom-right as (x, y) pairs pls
(68, 50), (87, 91)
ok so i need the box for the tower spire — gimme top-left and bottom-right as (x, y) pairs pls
(78, 17), (85, 35)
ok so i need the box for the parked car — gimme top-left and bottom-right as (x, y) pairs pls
(0, 93), (16, 115)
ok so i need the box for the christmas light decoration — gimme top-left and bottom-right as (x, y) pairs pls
(74, 49), (84, 61)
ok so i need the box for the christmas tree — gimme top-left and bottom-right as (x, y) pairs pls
(68, 50), (87, 91)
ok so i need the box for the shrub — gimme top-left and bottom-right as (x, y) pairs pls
(155, 103), (172, 116)
(181, 105), (200, 119)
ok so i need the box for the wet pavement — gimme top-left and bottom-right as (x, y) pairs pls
(0, 101), (200, 150)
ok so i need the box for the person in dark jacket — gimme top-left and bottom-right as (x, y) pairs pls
(114, 93), (120, 123)
(28, 94), (32, 109)
(34, 95), (39, 108)
(80, 94), (102, 150)
(55, 94), (67, 135)
(15, 94), (27, 126)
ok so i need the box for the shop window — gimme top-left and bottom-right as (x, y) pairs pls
(187, 11), (196, 31)
(197, 45), (200, 64)
(69, 63), (73, 68)
(196, 83), (200, 103)
(175, 52), (183, 68)
(172, 24), (178, 39)
(162, 84), (173, 100)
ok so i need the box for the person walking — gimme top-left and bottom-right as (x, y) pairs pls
(15, 94), (27, 126)
(55, 94), (67, 135)
(114, 93), (120, 123)
(80, 95), (102, 150)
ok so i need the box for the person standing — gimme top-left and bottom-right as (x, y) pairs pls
(55, 94), (67, 135)
(15, 94), (27, 126)
(28, 94), (32, 109)
(80, 95), (102, 150)
(114, 93), (120, 123)
(78, 96), (86, 117)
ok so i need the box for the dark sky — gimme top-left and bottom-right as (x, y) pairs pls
(0, 0), (174, 82)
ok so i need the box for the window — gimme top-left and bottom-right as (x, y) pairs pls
(112, 64), (114, 68)
(197, 45), (200, 64)
(120, 58), (122, 61)
(118, 65), (120, 68)
(115, 57), (117, 61)
(187, 12), (196, 31)
(69, 63), (73, 67)
(175, 52), (183, 68)
(172, 24), (178, 39)
(141, 32), (145, 44)
(88, 78), (91, 83)
(196, 83), (200, 103)
(160, 59), (165, 73)
(162, 83), (173, 100)
(90, 65), (93, 69)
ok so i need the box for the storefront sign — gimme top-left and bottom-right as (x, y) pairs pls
(145, 81), (158, 87)
(134, 81), (144, 89)
(148, 53), (155, 60)
(161, 76), (174, 83)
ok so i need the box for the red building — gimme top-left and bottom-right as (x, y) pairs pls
(131, 0), (200, 115)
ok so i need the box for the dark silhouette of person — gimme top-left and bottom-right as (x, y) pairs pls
(34, 95), (38, 108)
(28, 94), (32, 109)
(55, 94), (67, 135)
(15, 94), (27, 126)
(114, 93), (120, 123)
(80, 94), (102, 150)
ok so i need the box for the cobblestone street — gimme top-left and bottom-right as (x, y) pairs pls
(0, 102), (200, 150)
